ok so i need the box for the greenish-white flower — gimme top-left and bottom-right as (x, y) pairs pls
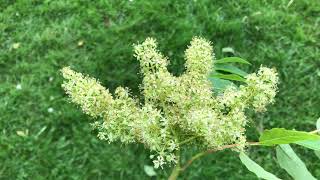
(61, 37), (278, 168)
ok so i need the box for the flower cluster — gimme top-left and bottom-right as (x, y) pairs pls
(61, 37), (278, 168)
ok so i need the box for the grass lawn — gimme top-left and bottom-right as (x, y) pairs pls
(1, 0), (320, 179)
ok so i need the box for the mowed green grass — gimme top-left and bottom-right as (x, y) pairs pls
(1, 0), (320, 179)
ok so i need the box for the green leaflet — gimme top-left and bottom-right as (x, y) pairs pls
(314, 118), (320, 160)
(215, 57), (251, 65)
(211, 57), (250, 89)
(214, 64), (248, 77)
(239, 152), (279, 180)
(210, 73), (246, 82)
(295, 140), (320, 151)
(144, 165), (157, 176)
(259, 128), (320, 146)
(239, 152), (281, 180)
(222, 47), (235, 54)
(276, 144), (316, 180)
(209, 77), (235, 93)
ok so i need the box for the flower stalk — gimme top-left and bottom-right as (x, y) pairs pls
(169, 142), (260, 179)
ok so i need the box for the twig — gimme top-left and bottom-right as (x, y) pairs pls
(179, 142), (259, 171)
(179, 136), (197, 146)
(309, 129), (320, 134)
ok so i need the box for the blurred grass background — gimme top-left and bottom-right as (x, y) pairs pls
(1, 0), (320, 179)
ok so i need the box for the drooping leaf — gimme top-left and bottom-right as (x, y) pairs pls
(259, 128), (320, 146)
(295, 140), (320, 151)
(215, 57), (251, 65)
(239, 152), (281, 180)
(211, 73), (246, 82)
(276, 144), (316, 180)
(144, 165), (157, 177)
(214, 64), (248, 77)
(209, 77), (235, 93)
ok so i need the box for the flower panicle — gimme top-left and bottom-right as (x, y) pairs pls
(61, 67), (113, 118)
(61, 37), (279, 168)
